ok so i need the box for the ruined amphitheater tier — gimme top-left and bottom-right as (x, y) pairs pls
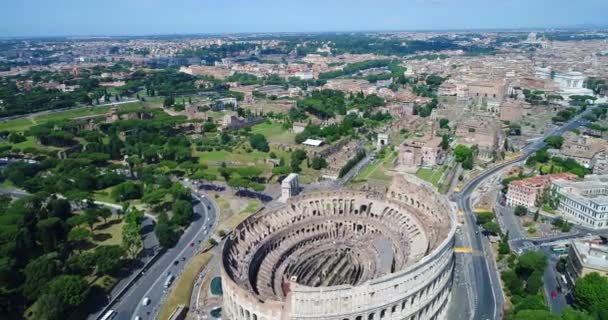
(221, 175), (457, 320)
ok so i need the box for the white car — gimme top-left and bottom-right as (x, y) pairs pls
(142, 297), (151, 306)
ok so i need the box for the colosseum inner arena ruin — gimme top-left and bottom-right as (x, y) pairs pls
(221, 174), (457, 320)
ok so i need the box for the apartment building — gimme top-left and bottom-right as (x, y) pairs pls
(506, 173), (577, 208)
(553, 175), (608, 229)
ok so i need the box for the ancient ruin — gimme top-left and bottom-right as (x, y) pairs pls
(221, 174), (456, 320)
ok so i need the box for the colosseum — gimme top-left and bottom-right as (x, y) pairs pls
(220, 174), (456, 320)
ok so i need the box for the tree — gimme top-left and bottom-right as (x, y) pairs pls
(37, 275), (89, 320)
(482, 222), (501, 236)
(498, 240), (511, 255)
(249, 134), (270, 152)
(508, 123), (522, 136)
(561, 308), (595, 320)
(516, 251), (548, 279)
(512, 294), (548, 313)
(525, 270), (544, 294)
(462, 155), (474, 170)
(454, 145), (472, 162)
(94, 245), (125, 275)
(83, 209), (99, 231)
(97, 207), (112, 224)
(272, 166), (290, 176)
(163, 95), (175, 107)
(440, 134), (450, 150)
(155, 213), (177, 248)
(23, 253), (60, 301)
(311, 156), (328, 170)
(65, 252), (96, 275)
(169, 182), (191, 201)
(290, 149), (308, 173)
(544, 135), (565, 149)
(111, 181), (143, 202)
(122, 209), (143, 258)
(439, 118), (449, 129)
(513, 310), (558, 320)
(515, 205), (528, 217)
(573, 272), (608, 315)
(7, 132), (26, 143)
(0, 257), (17, 289)
(67, 227), (92, 247)
(534, 210), (540, 221)
(476, 212), (494, 225)
(36, 291), (63, 320)
(36, 217), (64, 252)
(47, 198), (71, 220)
(172, 199), (194, 227)
(501, 270), (524, 296)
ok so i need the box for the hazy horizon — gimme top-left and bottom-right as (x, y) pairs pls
(2, 0), (608, 38)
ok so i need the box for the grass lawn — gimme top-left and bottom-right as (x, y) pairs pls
(354, 151), (396, 183)
(92, 275), (118, 292)
(0, 135), (66, 153)
(90, 216), (124, 248)
(196, 148), (274, 180)
(197, 148), (270, 166)
(11, 136), (39, 149)
(542, 204), (556, 214)
(250, 121), (295, 144)
(214, 196), (231, 214)
(157, 252), (213, 320)
(0, 101), (148, 133)
(416, 165), (447, 187)
(221, 200), (262, 232)
(0, 179), (14, 188)
(0, 117), (34, 132)
(94, 187), (116, 204)
(35, 105), (113, 123)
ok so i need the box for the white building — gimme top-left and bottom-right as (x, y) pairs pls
(535, 66), (552, 80)
(566, 239), (608, 285)
(552, 175), (608, 229)
(377, 133), (389, 149)
(214, 97), (238, 110)
(553, 71), (594, 98)
(294, 71), (314, 80)
(279, 173), (300, 202)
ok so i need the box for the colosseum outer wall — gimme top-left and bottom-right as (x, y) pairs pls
(221, 175), (456, 320)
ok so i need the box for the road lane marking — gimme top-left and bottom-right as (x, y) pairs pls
(131, 194), (213, 319)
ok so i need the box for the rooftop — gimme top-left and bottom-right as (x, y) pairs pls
(302, 138), (324, 147)
(572, 240), (608, 272)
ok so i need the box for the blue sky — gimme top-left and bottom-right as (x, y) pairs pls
(1, 0), (607, 37)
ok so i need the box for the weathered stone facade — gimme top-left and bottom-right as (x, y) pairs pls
(221, 175), (456, 320)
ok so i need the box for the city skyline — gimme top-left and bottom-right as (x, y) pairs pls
(1, 0), (608, 37)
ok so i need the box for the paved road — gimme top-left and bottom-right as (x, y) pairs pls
(453, 106), (595, 319)
(108, 192), (217, 320)
(457, 194), (504, 320)
(337, 150), (375, 186)
(541, 246), (569, 314)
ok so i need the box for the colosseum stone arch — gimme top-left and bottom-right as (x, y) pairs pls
(221, 174), (456, 320)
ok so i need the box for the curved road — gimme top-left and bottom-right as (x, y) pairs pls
(454, 108), (592, 320)
(100, 192), (217, 320)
